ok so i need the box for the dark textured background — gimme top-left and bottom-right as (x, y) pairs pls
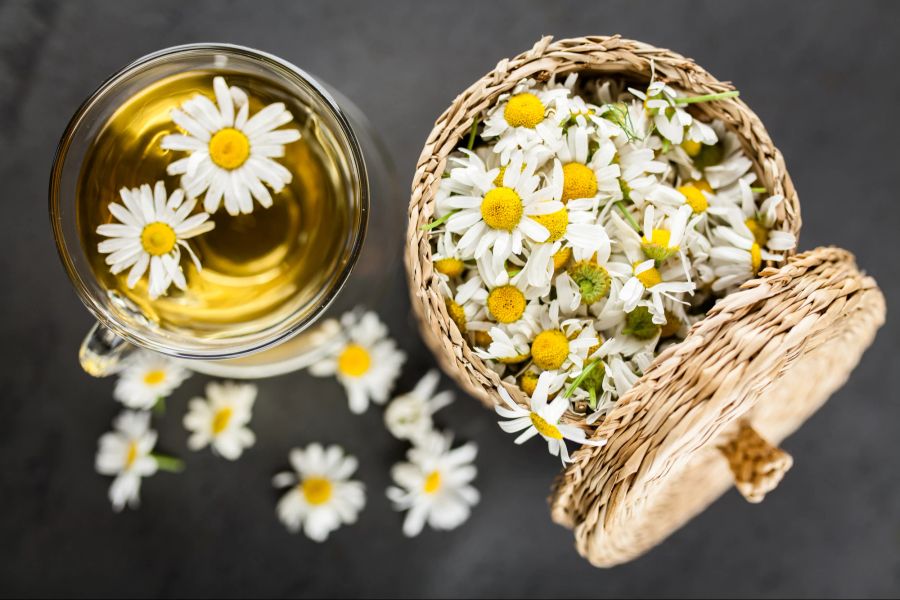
(1, 1), (898, 598)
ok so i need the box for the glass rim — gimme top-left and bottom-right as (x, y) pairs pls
(49, 42), (369, 360)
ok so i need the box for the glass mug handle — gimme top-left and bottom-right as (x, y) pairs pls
(79, 322), (136, 377)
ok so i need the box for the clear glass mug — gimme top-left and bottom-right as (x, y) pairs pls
(50, 44), (398, 378)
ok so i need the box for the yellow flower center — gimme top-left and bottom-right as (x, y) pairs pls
(531, 330), (570, 371)
(211, 407), (233, 435)
(552, 246), (573, 271)
(561, 163), (598, 202)
(124, 440), (138, 470)
(434, 257), (465, 278)
(530, 412), (563, 439)
(142, 369), (166, 386)
(519, 371), (539, 397)
(208, 127), (251, 170)
(677, 184), (709, 213)
(423, 470), (442, 494)
(487, 285), (526, 323)
(481, 187), (523, 231)
(301, 477), (333, 506)
(745, 217), (769, 247)
(446, 298), (467, 334)
(503, 93), (545, 128)
(472, 330), (492, 347)
(634, 261), (663, 288)
(140, 222), (177, 256)
(337, 343), (371, 378)
(681, 139), (702, 157)
(641, 228), (678, 262)
(530, 208), (569, 242)
(498, 352), (531, 365)
(750, 242), (762, 273)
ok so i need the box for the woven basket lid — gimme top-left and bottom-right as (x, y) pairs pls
(549, 246), (885, 567)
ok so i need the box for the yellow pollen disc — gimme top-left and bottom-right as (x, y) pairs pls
(519, 371), (539, 397)
(530, 412), (563, 439)
(561, 163), (598, 202)
(750, 242), (762, 273)
(634, 261), (663, 288)
(552, 246), (573, 271)
(423, 470), (442, 494)
(694, 179), (713, 193)
(677, 184), (709, 213)
(643, 228), (672, 249)
(434, 258), (465, 278)
(301, 477), (333, 506)
(503, 93), (545, 128)
(142, 369), (166, 386)
(446, 298), (467, 334)
(124, 441), (138, 470)
(211, 407), (233, 435)
(140, 222), (177, 256)
(208, 127), (250, 170)
(337, 343), (371, 378)
(531, 330), (570, 371)
(531, 208), (569, 242)
(472, 330), (492, 347)
(498, 353), (531, 365)
(487, 285), (526, 323)
(493, 166), (507, 188)
(745, 218), (769, 247)
(681, 139), (702, 157)
(481, 187), (523, 231)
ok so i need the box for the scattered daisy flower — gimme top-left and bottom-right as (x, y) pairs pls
(183, 381), (256, 460)
(113, 350), (191, 410)
(96, 181), (214, 299)
(161, 76), (301, 216)
(386, 431), (479, 537)
(272, 444), (365, 542)
(384, 370), (454, 442)
(309, 311), (406, 414)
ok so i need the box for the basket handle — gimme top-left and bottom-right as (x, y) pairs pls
(720, 424), (793, 503)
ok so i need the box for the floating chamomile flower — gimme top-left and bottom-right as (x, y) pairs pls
(113, 350), (191, 410)
(161, 76), (301, 216)
(273, 444), (365, 542)
(384, 370), (454, 442)
(495, 371), (605, 464)
(386, 431), (479, 537)
(96, 181), (215, 299)
(309, 311), (406, 414)
(183, 381), (257, 460)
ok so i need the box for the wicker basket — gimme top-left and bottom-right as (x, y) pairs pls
(404, 35), (886, 567)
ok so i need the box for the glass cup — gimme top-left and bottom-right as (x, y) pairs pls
(50, 44), (398, 378)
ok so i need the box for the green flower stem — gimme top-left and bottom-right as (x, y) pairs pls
(750, 186), (767, 194)
(675, 90), (740, 105)
(615, 201), (642, 233)
(152, 454), (185, 473)
(564, 361), (600, 399)
(588, 387), (598, 410)
(152, 396), (166, 415)
(466, 117), (480, 150)
(421, 209), (460, 232)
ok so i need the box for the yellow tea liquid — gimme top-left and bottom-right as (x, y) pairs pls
(76, 70), (352, 340)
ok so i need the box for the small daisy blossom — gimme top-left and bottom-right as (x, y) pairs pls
(96, 181), (215, 299)
(183, 381), (256, 460)
(161, 76), (301, 216)
(95, 411), (159, 512)
(709, 220), (784, 291)
(481, 79), (567, 162)
(272, 444), (365, 542)
(386, 431), (479, 537)
(495, 371), (605, 464)
(113, 350), (191, 410)
(384, 370), (454, 442)
(309, 311), (406, 414)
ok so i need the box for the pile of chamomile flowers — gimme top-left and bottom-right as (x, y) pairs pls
(428, 73), (796, 428)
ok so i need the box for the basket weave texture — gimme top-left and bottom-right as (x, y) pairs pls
(404, 35), (885, 567)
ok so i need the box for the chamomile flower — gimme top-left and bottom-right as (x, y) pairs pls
(273, 444), (365, 542)
(386, 431), (479, 537)
(161, 76), (301, 216)
(474, 325), (533, 364)
(384, 370), (454, 442)
(701, 122), (754, 189)
(95, 411), (160, 512)
(495, 371), (605, 464)
(620, 259), (695, 323)
(554, 128), (622, 203)
(518, 301), (599, 374)
(183, 381), (256, 460)
(96, 181), (215, 299)
(482, 79), (567, 161)
(309, 311), (406, 414)
(717, 180), (797, 253)
(113, 350), (191, 410)
(709, 221), (784, 291)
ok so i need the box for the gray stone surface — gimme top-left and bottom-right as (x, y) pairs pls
(1, 0), (898, 597)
